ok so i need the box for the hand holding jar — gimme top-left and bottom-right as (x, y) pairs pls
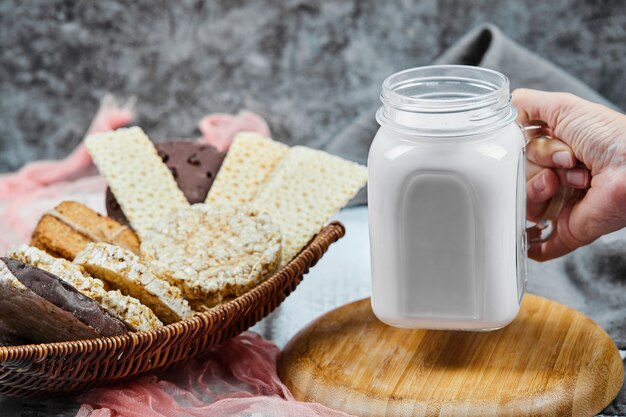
(514, 89), (626, 261)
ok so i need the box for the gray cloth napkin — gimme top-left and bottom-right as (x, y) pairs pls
(321, 23), (626, 414)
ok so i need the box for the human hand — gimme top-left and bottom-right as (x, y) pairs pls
(513, 88), (626, 261)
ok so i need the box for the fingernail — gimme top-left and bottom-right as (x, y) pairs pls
(553, 151), (574, 168)
(533, 174), (546, 192)
(566, 170), (587, 187)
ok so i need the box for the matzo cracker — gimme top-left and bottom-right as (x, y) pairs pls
(253, 146), (367, 264)
(85, 127), (189, 239)
(205, 132), (288, 205)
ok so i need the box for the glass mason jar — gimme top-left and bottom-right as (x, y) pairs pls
(368, 65), (555, 331)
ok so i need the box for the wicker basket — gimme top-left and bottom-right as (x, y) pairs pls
(0, 222), (345, 398)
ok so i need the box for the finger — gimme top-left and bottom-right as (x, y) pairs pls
(566, 179), (626, 248)
(529, 202), (594, 261)
(526, 160), (543, 180)
(512, 89), (580, 138)
(528, 234), (575, 261)
(528, 160), (590, 189)
(528, 204), (578, 261)
(526, 138), (576, 169)
(527, 241), (543, 260)
(513, 88), (625, 155)
(526, 168), (559, 220)
(554, 167), (591, 189)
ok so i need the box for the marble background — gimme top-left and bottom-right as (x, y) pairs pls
(0, 2), (625, 416)
(1, 0), (625, 173)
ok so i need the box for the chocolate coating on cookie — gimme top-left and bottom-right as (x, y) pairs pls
(106, 141), (225, 226)
(0, 257), (127, 337)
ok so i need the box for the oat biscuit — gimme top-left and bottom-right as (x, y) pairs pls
(86, 127), (189, 238)
(75, 243), (192, 324)
(8, 245), (162, 332)
(141, 204), (281, 309)
(31, 201), (140, 260)
(205, 133), (288, 205)
(253, 146), (367, 264)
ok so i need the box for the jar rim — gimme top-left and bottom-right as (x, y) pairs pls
(377, 65), (517, 137)
(381, 65), (510, 113)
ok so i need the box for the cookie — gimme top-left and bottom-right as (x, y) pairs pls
(75, 243), (192, 324)
(86, 127), (190, 239)
(8, 245), (163, 332)
(0, 329), (27, 347)
(253, 146), (367, 265)
(141, 204), (281, 309)
(31, 201), (140, 261)
(205, 133), (288, 205)
(0, 257), (127, 343)
(106, 141), (226, 226)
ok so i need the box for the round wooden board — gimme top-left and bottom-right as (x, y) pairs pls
(278, 294), (623, 417)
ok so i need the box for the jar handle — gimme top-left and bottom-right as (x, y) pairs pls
(520, 120), (583, 244)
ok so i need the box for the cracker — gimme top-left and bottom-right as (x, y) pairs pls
(0, 258), (126, 342)
(253, 146), (367, 264)
(205, 132), (288, 205)
(141, 204), (281, 309)
(8, 245), (162, 332)
(31, 200), (140, 261)
(75, 243), (192, 324)
(86, 127), (189, 239)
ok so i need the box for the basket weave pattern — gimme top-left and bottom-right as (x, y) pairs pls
(0, 222), (345, 398)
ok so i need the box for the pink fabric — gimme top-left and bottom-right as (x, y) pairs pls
(77, 332), (352, 417)
(1, 99), (349, 417)
(198, 110), (270, 152)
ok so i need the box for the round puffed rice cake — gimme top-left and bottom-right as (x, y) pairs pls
(141, 204), (281, 308)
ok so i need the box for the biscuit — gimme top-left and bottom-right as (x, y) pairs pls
(31, 201), (140, 261)
(8, 245), (162, 332)
(86, 127), (189, 238)
(205, 133), (288, 205)
(75, 243), (192, 324)
(0, 257), (127, 342)
(141, 204), (281, 309)
(106, 141), (226, 226)
(253, 146), (367, 264)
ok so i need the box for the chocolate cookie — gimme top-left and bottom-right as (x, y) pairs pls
(0, 257), (127, 343)
(106, 141), (225, 226)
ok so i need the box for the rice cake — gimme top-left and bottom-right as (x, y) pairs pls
(141, 204), (281, 309)
(8, 245), (162, 332)
(75, 243), (192, 324)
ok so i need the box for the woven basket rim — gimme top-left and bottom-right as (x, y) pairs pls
(0, 221), (346, 360)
